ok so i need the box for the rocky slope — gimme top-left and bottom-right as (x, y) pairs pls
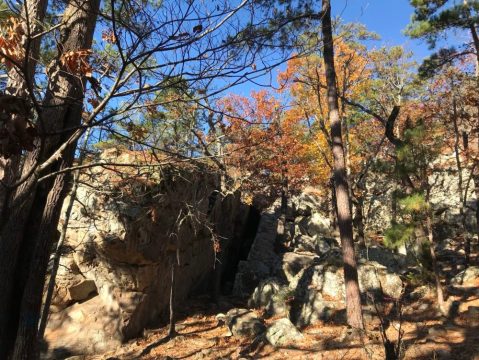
(234, 188), (404, 329)
(41, 151), (479, 359)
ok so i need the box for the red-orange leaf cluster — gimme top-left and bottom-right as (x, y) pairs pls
(219, 90), (315, 197)
(0, 17), (25, 69)
(60, 49), (93, 77)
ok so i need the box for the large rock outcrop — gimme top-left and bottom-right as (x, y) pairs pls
(363, 152), (478, 236)
(236, 188), (404, 327)
(44, 150), (250, 357)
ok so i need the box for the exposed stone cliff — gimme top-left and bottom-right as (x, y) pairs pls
(44, 150), (250, 357)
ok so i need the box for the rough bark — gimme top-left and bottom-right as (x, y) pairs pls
(330, 176), (338, 229)
(0, 1), (49, 355)
(37, 170), (76, 341)
(321, 0), (364, 329)
(0, 1), (100, 358)
(12, 157), (75, 359)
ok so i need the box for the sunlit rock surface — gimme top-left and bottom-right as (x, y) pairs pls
(44, 150), (250, 357)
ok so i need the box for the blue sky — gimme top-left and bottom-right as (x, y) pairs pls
(336, 0), (430, 60)
(230, 0), (435, 96)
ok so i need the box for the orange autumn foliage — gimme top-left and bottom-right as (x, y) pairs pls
(60, 49), (93, 77)
(219, 90), (316, 196)
(277, 39), (379, 192)
(0, 17), (25, 69)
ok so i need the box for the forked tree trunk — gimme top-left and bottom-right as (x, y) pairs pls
(0, 0), (48, 356)
(0, 1), (100, 358)
(321, 0), (364, 329)
(37, 171), (77, 341)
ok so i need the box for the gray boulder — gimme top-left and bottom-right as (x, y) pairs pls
(290, 235), (336, 255)
(358, 246), (406, 272)
(290, 289), (338, 327)
(248, 278), (290, 317)
(265, 318), (303, 347)
(220, 308), (266, 338)
(289, 255), (403, 326)
(291, 190), (322, 216)
(278, 252), (318, 282)
(358, 260), (404, 299)
(304, 212), (331, 237)
(291, 234), (318, 253)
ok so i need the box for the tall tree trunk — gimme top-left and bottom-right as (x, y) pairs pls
(12, 158), (75, 359)
(0, 1), (100, 358)
(37, 128), (91, 340)
(321, 0), (364, 330)
(37, 170), (77, 341)
(0, 1), (48, 355)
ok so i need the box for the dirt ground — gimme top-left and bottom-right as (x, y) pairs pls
(96, 277), (478, 360)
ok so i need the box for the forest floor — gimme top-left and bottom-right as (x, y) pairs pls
(75, 239), (479, 360)
(98, 277), (479, 358)
(97, 285), (479, 360)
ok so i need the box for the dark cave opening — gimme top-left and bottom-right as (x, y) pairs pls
(220, 205), (261, 294)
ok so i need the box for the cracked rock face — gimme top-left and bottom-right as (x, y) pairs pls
(238, 188), (404, 328)
(45, 152), (249, 356)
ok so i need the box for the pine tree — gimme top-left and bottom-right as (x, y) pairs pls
(321, 0), (364, 330)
